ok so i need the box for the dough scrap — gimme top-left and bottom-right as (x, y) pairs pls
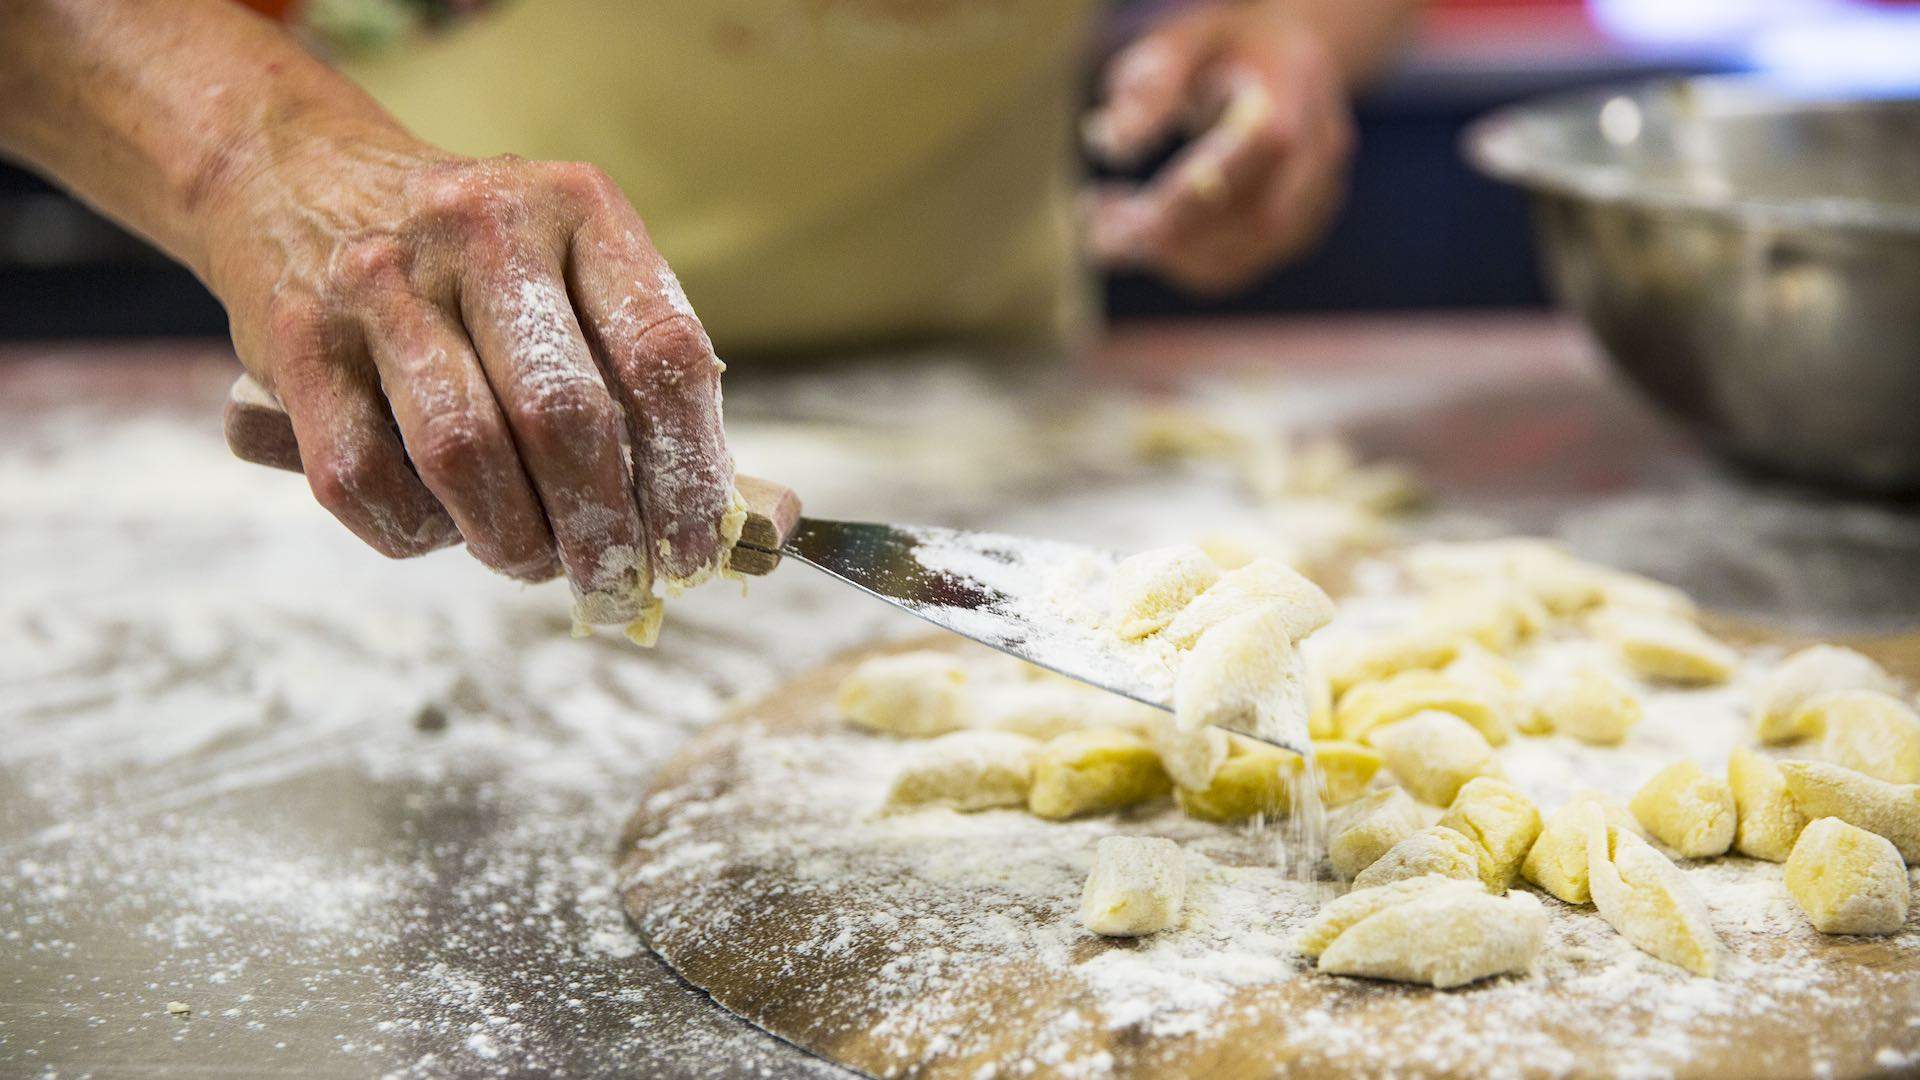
(1586, 820), (1724, 976)
(1804, 690), (1920, 784)
(1176, 739), (1301, 822)
(1443, 645), (1533, 736)
(1146, 713), (1231, 791)
(837, 651), (971, 737)
(1336, 670), (1511, 746)
(1028, 729), (1172, 820)
(1108, 545), (1220, 640)
(1778, 760), (1920, 862)
(1726, 746), (1809, 862)
(1160, 558), (1334, 650)
(1591, 611), (1738, 686)
(1753, 644), (1897, 744)
(1328, 788), (1426, 881)
(1310, 739), (1383, 806)
(1173, 607), (1311, 746)
(1629, 761), (1737, 858)
(1419, 584), (1548, 655)
(1080, 836), (1186, 937)
(1371, 711), (1503, 806)
(1784, 817), (1910, 935)
(1350, 825), (1482, 890)
(884, 731), (1039, 812)
(1522, 791), (1638, 904)
(1436, 777), (1542, 893)
(1325, 627), (1462, 696)
(1302, 875), (1546, 989)
(1536, 665), (1642, 746)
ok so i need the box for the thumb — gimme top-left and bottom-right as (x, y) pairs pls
(1084, 14), (1219, 166)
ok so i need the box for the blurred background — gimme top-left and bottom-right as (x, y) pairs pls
(6, 0), (1918, 340)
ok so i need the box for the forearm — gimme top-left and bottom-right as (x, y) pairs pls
(0, 0), (413, 280)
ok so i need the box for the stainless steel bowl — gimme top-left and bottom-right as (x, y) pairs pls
(1465, 77), (1920, 494)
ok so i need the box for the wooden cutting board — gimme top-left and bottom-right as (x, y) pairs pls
(618, 632), (1920, 1080)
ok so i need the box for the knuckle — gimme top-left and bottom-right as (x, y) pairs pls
(542, 160), (623, 207)
(264, 293), (324, 348)
(411, 413), (495, 486)
(634, 315), (717, 388)
(510, 374), (617, 447)
(307, 449), (376, 517)
(333, 236), (410, 294)
(415, 169), (506, 232)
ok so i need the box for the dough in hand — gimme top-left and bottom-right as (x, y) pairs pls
(1726, 746), (1808, 862)
(1176, 740), (1301, 822)
(1108, 545), (1220, 640)
(1436, 777), (1542, 893)
(1080, 836), (1186, 936)
(1371, 711), (1502, 806)
(1300, 874), (1546, 989)
(1752, 644), (1897, 745)
(1591, 610), (1737, 686)
(1350, 825), (1482, 891)
(1173, 607), (1311, 747)
(1336, 670), (1511, 746)
(1160, 557), (1333, 649)
(837, 651), (971, 737)
(1777, 760), (1920, 862)
(1522, 791), (1638, 905)
(1784, 817), (1910, 935)
(1028, 729), (1172, 820)
(1328, 788), (1425, 881)
(1586, 819), (1723, 976)
(1536, 665), (1642, 746)
(1803, 690), (1920, 784)
(1629, 761), (1737, 858)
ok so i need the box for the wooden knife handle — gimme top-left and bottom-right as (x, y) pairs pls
(222, 373), (800, 576)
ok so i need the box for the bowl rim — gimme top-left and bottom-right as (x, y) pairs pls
(1461, 75), (1920, 235)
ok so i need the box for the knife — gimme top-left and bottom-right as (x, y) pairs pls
(223, 374), (1306, 753)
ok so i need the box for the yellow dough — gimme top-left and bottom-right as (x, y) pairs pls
(1107, 545), (1220, 640)
(1536, 665), (1642, 746)
(1726, 747), (1808, 862)
(1335, 670), (1512, 746)
(1310, 739), (1383, 806)
(884, 731), (1039, 812)
(1080, 836), (1186, 937)
(1173, 607), (1311, 746)
(1586, 820), (1724, 977)
(1146, 713), (1231, 791)
(1784, 817), (1910, 936)
(1159, 557), (1334, 650)
(1436, 777), (1542, 893)
(1350, 825), (1482, 891)
(1176, 741), (1301, 823)
(1802, 690), (1920, 784)
(1419, 584), (1548, 655)
(1325, 627), (1462, 696)
(837, 651), (971, 737)
(1522, 791), (1638, 904)
(1442, 644), (1533, 736)
(1298, 873), (1470, 956)
(1371, 711), (1503, 806)
(1299, 874), (1546, 989)
(1629, 761), (1737, 858)
(1328, 788), (1425, 881)
(1591, 611), (1738, 686)
(1778, 760), (1920, 862)
(1752, 644), (1897, 744)
(1028, 729), (1172, 820)
(972, 680), (1156, 740)
(1306, 654), (1337, 739)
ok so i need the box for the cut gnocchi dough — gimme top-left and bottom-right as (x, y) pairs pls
(1442, 644), (1532, 736)
(1371, 711), (1503, 806)
(1777, 760), (1920, 862)
(1436, 777), (1543, 893)
(1522, 791), (1638, 904)
(1350, 825), (1481, 891)
(1752, 644), (1897, 744)
(972, 682), (1116, 741)
(1108, 545), (1220, 640)
(1159, 558), (1334, 650)
(1726, 747), (1808, 862)
(1328, 788), (1426, 881)
(1629, 761), (1737, 858)
(884, 731), (1039, 812)
(837, 651), (971, 737)
(1335, 670), (1511, 746)
(1536, 665), (1642, 746)
(1586, 819), (1724, 976)
(1591, 610), (1738, 686)
(1080, 836), (1187, 937)
(1803, 690), (1920, 784)
(1173, 607), (1312, 746)
(1300, 874), (1546, 989)
(1146, 713), (1231, 791)
(1784, 817), (1910, 936)
(1028, 729), (1172, 820)
(1176, 738), (1301, 822)
(1310, 739), (1383, 806)
(1325, 626), (1462, 696)
(1419, 584), (1548, 655)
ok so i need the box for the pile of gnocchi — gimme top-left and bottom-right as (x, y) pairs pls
(835, 536), (1919, 990)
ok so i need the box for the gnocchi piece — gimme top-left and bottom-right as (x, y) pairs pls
(1536, 665), (1642, 746)
(1146, 713), (1231, 791)
(1305, 653), (1337, 739)
(1443, 645), (1532, 735)
(1777, 760), (1920, 862)
(1176, 741), (1302, 823)
(1350, 825), (1481, 891)
(1590, 570), (1699, 621)
(1586, 820), (1724, 976)
(971, 682), (1101, 740)
(1629, 761), (1736, 858)
(837, 651), (971, 737)
(1325, 627), (1462, 696)
(1328, 788), (1426, 880)
(1080, 836), (1187, 937)
(1420, 584), (1548, 655)
(1726, 746), (1809, 862)
(1370, 711), (1503, 807)
(1310, 739), (1383, 806)
(1173, 607), (1312, 747)
(1159, 558), (1334, 650)
(1522, 791), (1638, 904)
(1752, 644), (1897, 744)
(1436, 777), (1543, 893)
(1027, 729), (1172, 820)
(1335, 670), (1511, 747)
(1402, 539), (1587, 608)
(884, 731), (1040, 812)
(1784, 817), (1910, 936)
(1300, 875), (1546, 989)
(1804, 690), (1920, 784)
(1591, 610), (1738, 686)
(1108, 545), (1220, 640)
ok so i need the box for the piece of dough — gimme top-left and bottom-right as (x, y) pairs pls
(1591, 610), (1738, 686)
(1436, 777), (1542, 893)
(1752, 644), (1897, 744)
(1401, 538), (1599, 614)
(1784, 817), (1910, 935)
(1107, 545), (1220, 640)
(1080, 835), (1186, 937)
(1350, 825), (1482, 891)
(1726, 747), (1808, 863)
(1159, 557), (1334, 650)
(1335, 670), (1511, 747)
(1591, 569), (1699, 621)
(1325, 627), (1462, 696)
(1328, 788), (1425, 880)
(1522, 791), (1638, 904)
(1778, 760), (1920, 862)
(1300, 875), (1545, 989)
(1443, 644), (1534, 736)
(1803, 690), (1920, 784)
(1146, 713), (1231, 791)
(884, 731), (1039, 812)
(1629, 761), (1736, 858)
(1310, 739), (1383, 806)
(1173, 607), (1311, 747)
(1176, 739), (1301, 822)
(1586, 820), (1724, 977)
(1298, 873), (1472, 956)
(1419, 584), (1548, 655)
(1536, 665), (1642, 746)
(971, 682), (1106, 740)
(1027, 729), (1172, 820)
(1305, 652), (1337, 739)
(1370, 711), (1503, 806)
(837, 651), (971, 737)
